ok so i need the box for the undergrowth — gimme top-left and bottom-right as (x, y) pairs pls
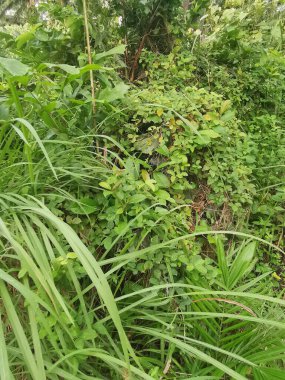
(0, 1), (284, 379)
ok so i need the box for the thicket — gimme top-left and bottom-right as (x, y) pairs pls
(0, 1), (284, 379)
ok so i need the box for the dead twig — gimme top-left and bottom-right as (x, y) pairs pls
(192, 297), (257, 317)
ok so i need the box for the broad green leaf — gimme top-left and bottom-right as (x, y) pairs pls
(129, 194), (146, 203)
(156, 144), (169, 156)
(69, 197), (97, 215)
(56, 64), (80, 74)
(114, 221), (128, 234)
(44, 63), (80, 74)
(79, 63), (102, 75)
(153, 172), (170, 188)
(155, 206), (168, 214)
(95, 44), (126, 60)
(16, 31), (34, 48)
(156, 189), (171, 201)
(35, 29), (49, 41)
(200, 129), (221, 139)
(221, 110), (235, 122)
(145, 179), (156, 191)
(98, 82), (129, 102)
(0, 57), (29, 76)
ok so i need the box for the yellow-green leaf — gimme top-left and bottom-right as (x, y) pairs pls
(99, 181), (111, 190)
(141, 170), (150, 182)
(156, 108), (164, 117)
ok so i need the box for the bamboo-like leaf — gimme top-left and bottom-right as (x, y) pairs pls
(22, 201), (139, 368)
(215, 236), (229, 287)
(0, 281), (43, 380)
(229, 242), (257, 288)
(133, 327), (248, 380)
(0, 311), (14, 380)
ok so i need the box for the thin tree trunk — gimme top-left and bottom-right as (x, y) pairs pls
(82, 0), (96, 124)
(129, 0), (162, 81)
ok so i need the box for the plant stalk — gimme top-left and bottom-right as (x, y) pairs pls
(82, 0), (96, 124)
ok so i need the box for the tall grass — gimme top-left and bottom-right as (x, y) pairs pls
(0, 193), (285, 379)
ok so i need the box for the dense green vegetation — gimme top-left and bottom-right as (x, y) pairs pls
(0, 0), (285, 378)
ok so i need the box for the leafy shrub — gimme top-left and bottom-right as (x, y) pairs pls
(111, 84), (256, 211)
(136, 0), (285, 251)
